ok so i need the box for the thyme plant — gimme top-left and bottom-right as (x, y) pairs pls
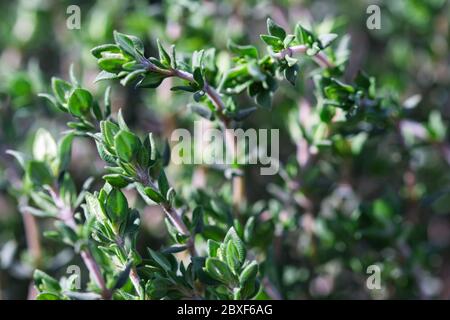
(5, 12), (439, 300)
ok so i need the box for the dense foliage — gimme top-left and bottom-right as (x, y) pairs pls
(0, 0), (449, 300)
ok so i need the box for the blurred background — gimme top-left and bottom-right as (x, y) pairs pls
(0, 0), (449, 299)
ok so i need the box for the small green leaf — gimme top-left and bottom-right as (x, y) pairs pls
(267, 18), (286, 40)
(158, 170), (170, 200)
(100, 120), (120, 148)
(34, 270), (61, 293)
(51, 77), (72, 105)
(224, 227), (246, 264)
(143, 187), (165, 204)
(147, 248), (172, 270)
(207, 239), (221, 257)
(113, 31), (144, 59)
(239, 261), (258, 285)
(255, 90), (272, 109)
(68, 88), (93, 117)
(114, 130), (140, 162)
(103, 174), (130, 188)
(284, 64), (299, 86)
(95, 70), (120, 83)
(98, 56), (127, 73)
(26, 160), (53, 186)
(193, 67), (204, 88)
(191, 206), (204, 234)
(91, 44), (121, 58)
(120, 69), (146, 86)
(117, 109), (129, 130)
(156, 39), (171, 67)
(85, 192), (107, 221)
(205, 258), (236, 285)
(137, 72), (166, 88)
(228, 41), (258, 59)
(113, 263), (132, 290)
(33, 128), (57, 162)
(260, 34), (284, 49)
(295, 24), (315, 46)
(106, 188), (128, 224)
(226, 241), (242, 273)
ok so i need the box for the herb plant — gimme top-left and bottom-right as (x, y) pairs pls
(1, 0), (449, 300)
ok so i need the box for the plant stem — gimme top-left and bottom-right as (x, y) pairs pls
(162, 203), (198, 257)
(20, 206), (42, 267)
(272, 45), (334, 68)
(129, 267), (143, 298)
(164, 66), (245, 210)
(47, 187), (110, 299)
(20, 202), (42, 300)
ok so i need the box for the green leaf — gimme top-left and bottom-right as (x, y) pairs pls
(137, 72), (166, 88)
(295, 24), (315, 46)
(207, 239), (221, 257)
(191, 206), (204, 234)
(260, 35), (284, 50)
(205, 258), (236, 285)
(147, 248), (172, 270)
(120, 69), (146, 86)
(117, 109), (129, 130)
(38, 93), (59, 110)
(226, 241), (242, 273)
(170, 85), (196, 93)
(170, 45), (177, 69)
(227, 41), (258, 59)
(95, 70), (120, 83)
(239, 261), (258, 285)
(113, 31), (144, 59)
(114, 130), (140, 162)
(36, 292), (61, 300)
(68, 88), (93, 117)
(98, 56), (127, 73)
(51, 77), (72, 105)
(103, 174), (130, 188)
(34, 270), (61, 293)
(33, 128), (57, 162)
(284, 64), (299, 86)
(100, 120), (120, 148)
(267, 18), (286, 40)
(6, 150), (28, 169)
(59, 172), (76, 207)
(156, 39), (171, 67)
(96, 141), (116, 164)
(91, 44), (121, 59)
(26, 160), (53, 186)
(158, 170), (170, 200)
(105, 188), (128, 223)
(224, 227), (246, 264)
(255, 90), (272, 109)
(85, 192), (107, 221)
(143, 187), (165, 204)
(113, 263), (132, 290)
(193, 67), (204, 88)
(106, 188), (128, 224)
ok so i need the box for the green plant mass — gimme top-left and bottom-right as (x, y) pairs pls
(0, 0), (449, 300)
